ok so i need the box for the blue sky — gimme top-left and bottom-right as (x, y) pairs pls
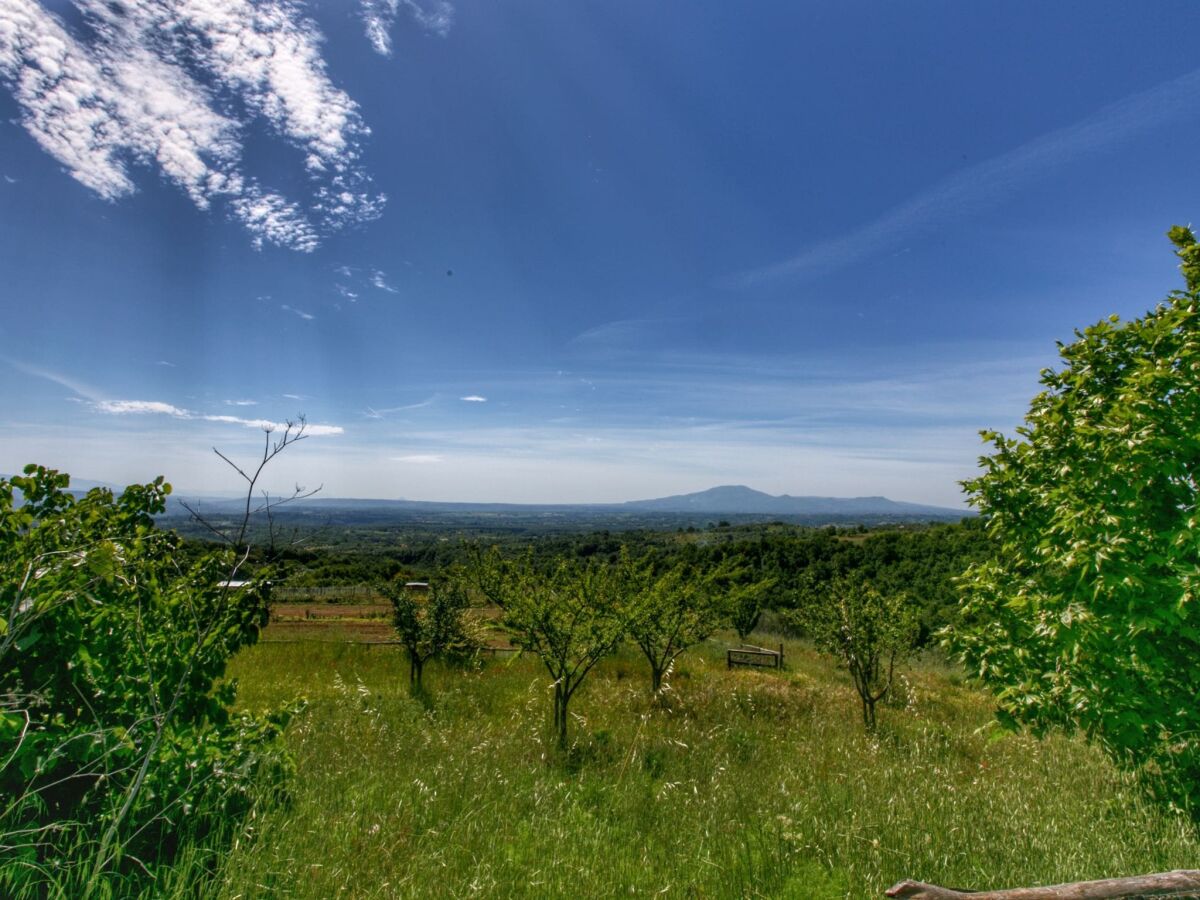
(2, 0), (1198, 506)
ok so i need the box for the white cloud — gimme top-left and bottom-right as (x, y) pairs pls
(371, 268), (398, 293)
(200, 413), (343, 436)
(225, 399), (257, 407)
(363, 394), (436, 418)
(0, 0), (384, 252)
(282, 393), (305, 400)
(391, 453), (443, 464)
(93, 397), (343, 435)
(460, 395), (487, 403)
(361, 0), (453, 57)
(97, 399), (189, 416)
(233, 189), (320, 252)
(336, 284), (359, 301)
(736, 66), (1200, 285)
(280, 303), (315, 321)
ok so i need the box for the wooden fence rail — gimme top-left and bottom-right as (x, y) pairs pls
(273, 584), (382, 600)
(885, 869), (1200, 899)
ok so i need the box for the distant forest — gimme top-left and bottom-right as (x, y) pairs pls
(173, 515), (990, 644)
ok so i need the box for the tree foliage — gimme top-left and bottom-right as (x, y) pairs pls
(625, 557), (735, 695)
(470, 549), (632, 749)
(796, 576), (916, 730)
(947, 227), (1200, 812)
(0, 465), (294, 892)
(383, 576), (481, 688)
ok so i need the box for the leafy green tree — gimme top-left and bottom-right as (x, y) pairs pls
(728, 569), (775, 642)
(471, 549), (632, 749)
(625, 558), (734, 695)
(947, 227), (1200, 811)
(383, 576), (481, 688)
(0, 465), (293, 893)
(799, 576), (916, 730)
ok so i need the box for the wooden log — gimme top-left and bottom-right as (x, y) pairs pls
(885, 870), (1200, 900)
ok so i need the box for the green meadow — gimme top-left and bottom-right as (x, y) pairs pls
(199, 636), (1200, 899)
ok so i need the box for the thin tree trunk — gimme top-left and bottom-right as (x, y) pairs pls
(862, 694), (876, 731)
(553, 682), (568, 750)
(557, 688), (569, 750)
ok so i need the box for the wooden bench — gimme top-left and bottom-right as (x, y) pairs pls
(727, 644), (784, 670)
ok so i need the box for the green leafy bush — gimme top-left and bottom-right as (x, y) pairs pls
(947, 228), (1200, 815)
(0, 465), (294, 893)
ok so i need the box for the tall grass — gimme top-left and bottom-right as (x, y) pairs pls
(206, 637), (1199, 898)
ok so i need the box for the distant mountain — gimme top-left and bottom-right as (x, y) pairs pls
(621, 485), (964, 519)
(128, 481), (968, 528)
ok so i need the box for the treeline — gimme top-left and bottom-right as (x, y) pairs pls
(195, 518), (991, 644)
(703, 519), (993, 641)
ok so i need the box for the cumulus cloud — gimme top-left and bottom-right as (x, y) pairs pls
(95, 397), (343, 435)
(0, 0), (384, 251)
(361, 0), (453, 56)
(460, 395), (487, 403)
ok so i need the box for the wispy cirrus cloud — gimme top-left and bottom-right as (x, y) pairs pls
(734, 66), (1200, 286)
(460, 395), (487, 403)
(5, 358), (103, 400)
(281, 304), (315, 321)
(0, 0), (384, 252)
(97, 399), (344, 436)
(371, 269), (399, 293)
(364, 394), (436, 418)
(361, 0), (453, 56)
(391, 453), (443, 464)
(97, 399), (188, 416)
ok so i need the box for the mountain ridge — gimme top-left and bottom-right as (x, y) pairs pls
(618, 484), (962, 517)
(160, 483), (966, 522)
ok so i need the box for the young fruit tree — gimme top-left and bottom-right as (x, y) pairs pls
(946, 227), (1200, 813)
(800, 576), (916, 730)
(726, 566), (776, 643)
(626, 557), (759, 695)
(471, 549), (631, 749)
(382, 576), (481, 689)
